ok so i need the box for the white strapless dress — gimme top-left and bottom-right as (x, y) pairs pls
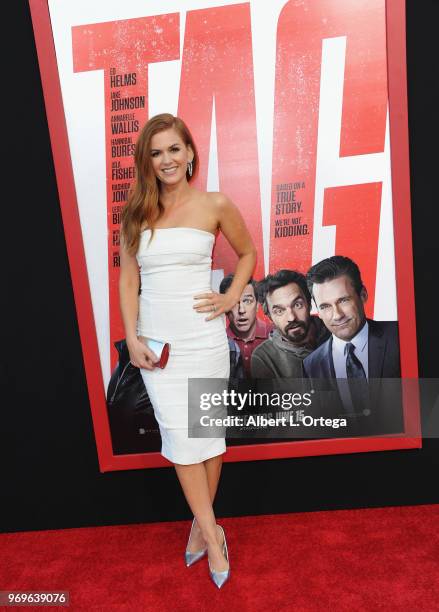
(136, 227), (230, 464)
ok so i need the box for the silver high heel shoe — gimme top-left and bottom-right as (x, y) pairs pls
(208, 525), (230, 589)
(185, 518), (207, 567)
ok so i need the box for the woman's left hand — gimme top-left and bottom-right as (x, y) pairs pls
(193, 290), (237, 321)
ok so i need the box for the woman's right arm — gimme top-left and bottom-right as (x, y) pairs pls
(119, 228), (158, 370)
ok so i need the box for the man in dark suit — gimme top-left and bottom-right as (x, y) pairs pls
(303, 256), (402, 435)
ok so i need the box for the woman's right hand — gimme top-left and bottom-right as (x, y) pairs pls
(127, 337), (159, 371)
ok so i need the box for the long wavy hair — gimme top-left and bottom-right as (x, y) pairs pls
(120, 113), (199, 256)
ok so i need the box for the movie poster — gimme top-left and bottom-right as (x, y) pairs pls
(30, 0), (420, 471)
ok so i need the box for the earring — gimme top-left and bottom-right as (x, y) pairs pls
(187, 160), (193, 177)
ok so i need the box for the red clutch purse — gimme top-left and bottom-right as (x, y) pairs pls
(143, 338), (170, 369)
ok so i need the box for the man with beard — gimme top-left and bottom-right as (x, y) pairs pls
(251, 270), (329, 379)
(220, 274), (272, 378)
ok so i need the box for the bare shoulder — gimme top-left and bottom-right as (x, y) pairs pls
(205, 192), (255, 257)
(206, 191), (233, 208)
(205, 191), (237, 221)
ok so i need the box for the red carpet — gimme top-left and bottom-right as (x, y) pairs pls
(1, 505), (438, 611)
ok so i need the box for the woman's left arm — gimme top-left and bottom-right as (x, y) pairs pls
(193, 193), (257, 321)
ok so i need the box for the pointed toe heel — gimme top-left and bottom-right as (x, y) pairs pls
(185, 548), (207, 567)
(185, 518), (207, 567)
(208, 525), (230, 589)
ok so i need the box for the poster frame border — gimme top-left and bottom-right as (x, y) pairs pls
(28, 0), (421, 471)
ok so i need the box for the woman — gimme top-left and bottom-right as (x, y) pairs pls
(119, 113), (256, 588)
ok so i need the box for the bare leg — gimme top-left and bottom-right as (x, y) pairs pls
(188, 454), (223, 552)
(175, 460), (228, 572)
(205, 454), (223, 500)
